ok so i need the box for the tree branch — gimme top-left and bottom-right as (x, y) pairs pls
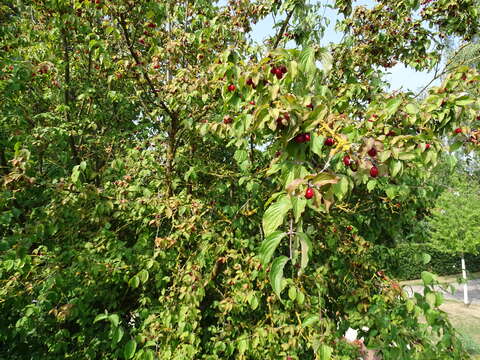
(271, 8), (294, 50)
(118, 16), (177, 122)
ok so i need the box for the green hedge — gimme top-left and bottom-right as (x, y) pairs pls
(371, 243), (480, 281)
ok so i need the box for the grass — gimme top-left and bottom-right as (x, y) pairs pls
(440, 300), (480, 357)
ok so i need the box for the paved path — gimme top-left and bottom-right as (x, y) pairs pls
(404, 279), (480, 305)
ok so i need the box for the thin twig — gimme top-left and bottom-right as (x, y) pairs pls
(272, 9), (295, 49)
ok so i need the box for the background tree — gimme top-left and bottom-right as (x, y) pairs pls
(427, 173), (480, 304)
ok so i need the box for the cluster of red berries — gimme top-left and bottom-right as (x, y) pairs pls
(343, 154), (378, 177)
(270, 65), (288, 80)
(246, 78), (257, 89)
(276, 113), (290, 128)
(294, 133), (311, 143)
(228, 84), (236, 92)
(324, 137), (335, 146)
(223, 116), (233, 124)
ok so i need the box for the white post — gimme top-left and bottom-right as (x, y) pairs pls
(461, 253), (469, 305)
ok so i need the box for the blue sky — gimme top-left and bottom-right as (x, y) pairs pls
(245, 1), (440, 93)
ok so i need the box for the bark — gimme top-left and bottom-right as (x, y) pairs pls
(61, 27), (80, 165)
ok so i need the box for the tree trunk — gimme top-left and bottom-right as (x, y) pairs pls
(461, 253), (469, 305)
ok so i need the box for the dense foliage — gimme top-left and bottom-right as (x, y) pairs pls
(427, 173), (480, 255)
(372, 244), (480, 280)
(1, 0), (480, 359)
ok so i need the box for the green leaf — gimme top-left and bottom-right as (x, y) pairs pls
(311, 134), (325, 156)
(425, 292), (436, 307)
(247, 293), (259, 310)
(259, 231), (286, 267)
(333, 176), (348, 199)
(299, 47), (316, 75)
(367, 180), (377, 192)
(302, 314), (319, 327)
(291, 196), (307, 223)
(234, 149), (248, 164)
(71, 168), (80, 183)
(138, 269), (149, 283)
(141, 350), (154, 360)
(319, 344), (333, 360)
(129, 276), (140, 289)
(385, 97), (402, 116)
(112, 326), (124, 344)
(390, 160), (402, 177)
(238, 338), (248, 354)
(288, 286), (297, 301)
(296, 291), (305, 304)
(93, 313), (109, 324)
(262, 194), (292, 236)
(386, 186), (397, 199)
(269, 256), (289, 298)
(398, 152), (415, 161)
(123, 340), (137, 359)
(421, 271), (436, 286)
(449, 141), (463, 152)
(435, 292), (444, 307)
(405, 103), (420, 114)
(422, 253), (431, 265)
(297, 232), (311, 271)
(109, 314), (120, 327)
(455, 95), (475, 106)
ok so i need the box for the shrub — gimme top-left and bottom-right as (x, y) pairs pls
(372, 243), (480, 280)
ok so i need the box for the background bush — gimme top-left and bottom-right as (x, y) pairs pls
(372, 243), (480, 280)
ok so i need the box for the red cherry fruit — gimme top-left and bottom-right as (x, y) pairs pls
(367, 147), (377, 157)
(303, 133), (311, 142)
(270, 67), (277, 75)
(306, 103), (314, 110)
(343, 155), (351, 166)
(223, 116), (233, 124)
(246, 78), (254, 86)
(425, 143), (431, 149)
(305, 187), (314, 199)
(279, 66), (288, 74)
(228, 84), (236, 92)
(274, 68), (283, 79)
(346, 225), (353, 231)
(370, 166), (379, 177)
(387, 130), (396, 136)
(324, 138), (335, 146)
(295, 134), (306, 143)
(454, 128), (462, 134)
(249, 101), (255, 105)
(153, 64), (160, 69)
(147, 22), (156, 28)
(139, 39), (145, 45)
